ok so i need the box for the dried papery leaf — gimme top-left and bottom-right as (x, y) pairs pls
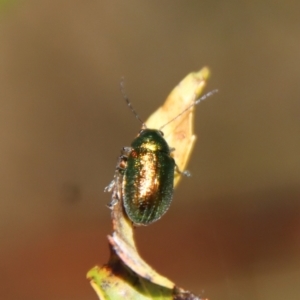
(146, 67), (210, 186)
(107, 67), (211, 284)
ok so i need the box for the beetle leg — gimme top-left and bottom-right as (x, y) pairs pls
(169, 147), (191, 177)
(105, 147), (132, 208)
(175, 164), (191, 177)
(106, 169), (123, 208)
(121, 146), (132, 156)
(104, 179), (115, 193)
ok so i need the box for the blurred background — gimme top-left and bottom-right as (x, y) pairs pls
(0, 1), (300, 299)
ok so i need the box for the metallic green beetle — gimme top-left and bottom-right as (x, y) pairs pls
(123, 128), (175, 225)
(104, 127), (175, 225)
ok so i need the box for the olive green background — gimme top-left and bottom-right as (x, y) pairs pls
(1, 1), (300, 299)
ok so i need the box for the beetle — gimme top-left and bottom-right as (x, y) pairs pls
(105, 81), (217, 225)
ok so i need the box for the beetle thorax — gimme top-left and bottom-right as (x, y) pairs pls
(131, 129), (170, 153)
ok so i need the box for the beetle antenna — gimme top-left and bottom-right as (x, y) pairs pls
(159, 89), (218, 130)
(120, 78), (145, 127)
